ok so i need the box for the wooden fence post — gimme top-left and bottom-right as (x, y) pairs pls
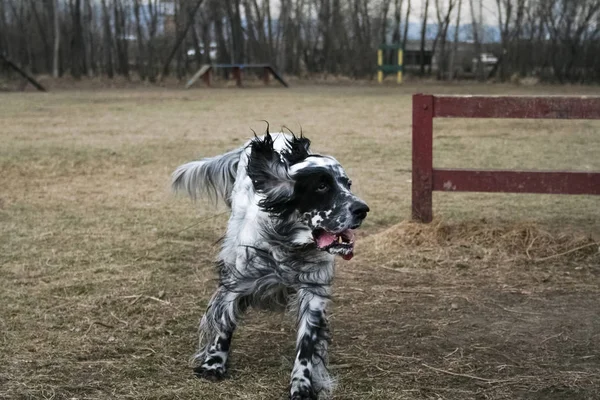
(412, 94), (434, 222)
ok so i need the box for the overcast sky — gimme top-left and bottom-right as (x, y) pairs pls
(143, 0), (502, 27)
(264, 0), (501, 25)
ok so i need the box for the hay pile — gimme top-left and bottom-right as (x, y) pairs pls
(356, 220), (599, 285)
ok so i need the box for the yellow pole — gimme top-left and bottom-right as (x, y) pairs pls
(377, 49), (383, 83)
(397, 49), (403, 84)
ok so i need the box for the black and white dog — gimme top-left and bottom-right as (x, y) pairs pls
(172, 130), (369, 399)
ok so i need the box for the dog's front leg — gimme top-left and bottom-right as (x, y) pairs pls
(290, 289), (332, 400)
(193, 286), (247, 380)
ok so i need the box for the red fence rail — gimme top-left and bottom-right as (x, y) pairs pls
(412, 94), (600, 223)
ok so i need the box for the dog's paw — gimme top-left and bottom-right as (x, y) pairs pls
(193, 364), (228, 381)
(290, 386), (317, 400)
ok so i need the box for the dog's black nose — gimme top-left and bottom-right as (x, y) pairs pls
(350, 201), (370, 221)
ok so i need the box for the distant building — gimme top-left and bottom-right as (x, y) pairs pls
(395, 40), (499, 77)
(402, 41), (434, 70)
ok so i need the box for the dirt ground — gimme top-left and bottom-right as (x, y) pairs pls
(1, 83), (599, 399)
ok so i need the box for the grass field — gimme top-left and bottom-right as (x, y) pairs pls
(1, 83), (599, 399)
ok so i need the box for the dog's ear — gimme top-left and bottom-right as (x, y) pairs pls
(247, 133), (295, 215)
(282, 130), (311, 165)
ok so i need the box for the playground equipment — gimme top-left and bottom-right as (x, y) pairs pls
(411, 94), (600, 223)
(377, 44), (403, 84)
(186, 64), (288, 88)
(0, 52), (46, 91)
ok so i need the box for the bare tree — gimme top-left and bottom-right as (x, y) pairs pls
(133, 0), (146, 79)
(469, 0), (483, 80)
(380, 0), (392, 44)
(0, 0), (7, 55)
(113, 0), (129, 78)
(30, 0), (52, 73)
(161, 0), (205, 79)
(52, 0), (60, 77)
(544, 0), (600, 82)
(493, 0), (512, 80)
(402, 0), (411, 52)
(225, 0), (244, 63)
(448, 0), (462, 80)
(70, 0), (84, 79)
(264, 0), (274, 59)
(328, 0), (347, 75)
(100, 0), (113, 78)
(243, 0), (261, 63)
(1, 0), (599, 83)
(200, 10), (212, 64)
(7, 0), (30, 69)
(83, 0), (94, 76)
(146, 0), (160, 82)
(394, 0), (403, 43)
(434, 0), (456, 78)
(419, 0), (430, 75)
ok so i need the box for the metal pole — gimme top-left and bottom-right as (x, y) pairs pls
(377, 49), (383, 83)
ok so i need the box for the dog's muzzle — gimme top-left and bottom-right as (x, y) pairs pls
(312, 201), (369, 260)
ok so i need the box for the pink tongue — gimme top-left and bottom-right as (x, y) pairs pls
(316, 231), (337, 248)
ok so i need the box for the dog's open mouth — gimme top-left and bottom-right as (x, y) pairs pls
(312, 229), (356, 260)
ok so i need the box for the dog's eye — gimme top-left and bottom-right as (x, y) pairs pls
(316, 182), (329, 193)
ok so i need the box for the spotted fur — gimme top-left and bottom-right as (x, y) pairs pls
(172, 129), (369, 399)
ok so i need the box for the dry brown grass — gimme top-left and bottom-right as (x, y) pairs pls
(1, 83), (599, 399)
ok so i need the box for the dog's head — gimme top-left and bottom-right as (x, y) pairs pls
(247, 132), (369, 260)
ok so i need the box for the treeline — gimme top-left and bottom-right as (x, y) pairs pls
(0, 0), (599, 83)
